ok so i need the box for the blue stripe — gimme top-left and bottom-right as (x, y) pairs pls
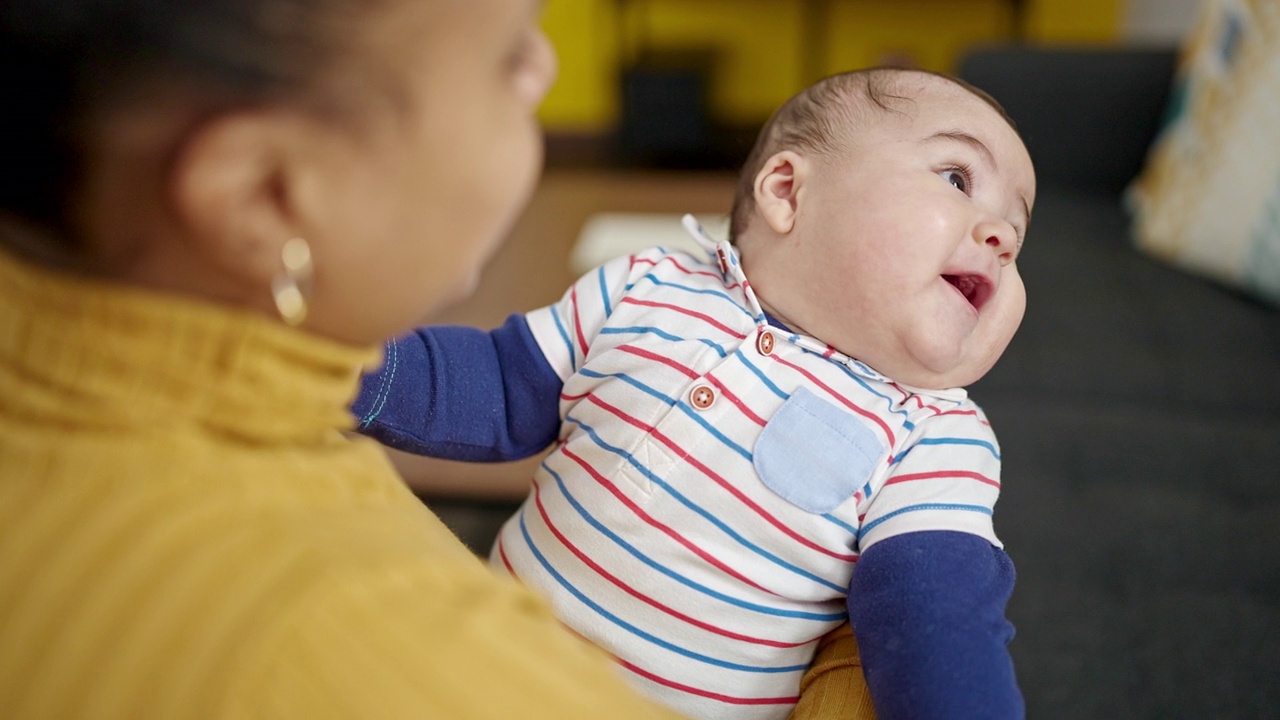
(578, 368), (678, 407)
(517, 508), (807, 673)
(893, 437), (1001, 465)
(673, 402), (754, 462)
(635, 274), (755, 319)
(543, 459), (844, 624)
(820, 513), (859, 536)
(550, 306), (575, 369)
(599, 326), (730, 358)
(911, 435), (998, 456)
(565, 416), (847, 594)
(601, 325), (685, 342)
(857, 503), (993, 541)
(597, 265), (613, 317)
(735, 350), (789, 400)
(697, 338), (732, 357)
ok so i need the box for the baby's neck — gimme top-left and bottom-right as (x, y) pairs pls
(755, 295), (810, 337)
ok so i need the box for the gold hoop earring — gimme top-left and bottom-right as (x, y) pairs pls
(271, 237), (313, 326)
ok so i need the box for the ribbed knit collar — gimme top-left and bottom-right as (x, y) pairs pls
(0, 248), (381, 444)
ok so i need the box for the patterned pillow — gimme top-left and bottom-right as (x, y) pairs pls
(1128, 0), (1280, 307)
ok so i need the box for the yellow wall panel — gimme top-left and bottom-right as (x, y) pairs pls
(538, 0), (620, 131)
(1024, 0), (1124, 42)
(635, 0), (807, 122)
(539, 0), (1125, 132)
(824, 0), (1014, 75)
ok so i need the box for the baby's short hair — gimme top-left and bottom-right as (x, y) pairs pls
(728, 67), (1015, 241)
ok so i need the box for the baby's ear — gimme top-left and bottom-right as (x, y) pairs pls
(753, 151), (806, 235)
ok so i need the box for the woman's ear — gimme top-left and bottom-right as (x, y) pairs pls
(753, 150), (807, 235)
(167, 110), (317, 288)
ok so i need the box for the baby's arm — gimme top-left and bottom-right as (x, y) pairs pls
(848, 531), (1021, 719)
(352, 314), (563, 461)
(847, 410), (1023, 719)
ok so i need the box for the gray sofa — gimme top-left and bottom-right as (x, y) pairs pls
(425, 47), (1280, 718)
(961, 46), (1280, 718)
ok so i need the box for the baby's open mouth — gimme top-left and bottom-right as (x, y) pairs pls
(943, 274), (993, 311)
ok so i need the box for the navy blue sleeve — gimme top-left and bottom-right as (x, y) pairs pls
(848, 530), (1023, 719)
(351, 313), (564, 462)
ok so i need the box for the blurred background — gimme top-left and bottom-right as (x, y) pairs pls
(535, 0), (1195, 168)
(393, 1), (1280, 717)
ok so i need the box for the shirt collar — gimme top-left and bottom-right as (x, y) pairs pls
(680, 214), (968, 400)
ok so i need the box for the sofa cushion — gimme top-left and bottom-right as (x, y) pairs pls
(1128, 0), (1280, 307)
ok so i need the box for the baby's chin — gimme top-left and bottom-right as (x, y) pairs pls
(879, 350), (1000, 391)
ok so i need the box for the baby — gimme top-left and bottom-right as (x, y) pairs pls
(355, 67), (1034, 719)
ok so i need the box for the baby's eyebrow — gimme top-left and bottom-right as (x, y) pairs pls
(926, 130), (1032, 229)
(921, 130), (997, 170)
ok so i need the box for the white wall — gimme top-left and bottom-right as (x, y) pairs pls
(1123, 0), (1203, 43)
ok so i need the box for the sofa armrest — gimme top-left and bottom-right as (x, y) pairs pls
(958, 46), (1178, 196)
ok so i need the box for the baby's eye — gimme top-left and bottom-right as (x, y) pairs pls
(941, 167), (971, 195)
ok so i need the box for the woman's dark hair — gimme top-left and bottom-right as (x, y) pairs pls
(0, 0), (385, 250)
(729, 67), (1016, 241)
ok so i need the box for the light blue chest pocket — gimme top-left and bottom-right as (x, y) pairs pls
(753, 386), (885, 514)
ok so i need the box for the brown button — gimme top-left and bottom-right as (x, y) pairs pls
(690, 384), (716, 410)
(716, 248), (730, 274)
(756, 330), (775, 356)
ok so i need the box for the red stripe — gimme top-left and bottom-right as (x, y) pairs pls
(662, 256), (743, 288)
(570, 286), (590, 357)
(664, 256), (723, 281)
(586, 394), (858, 563)
(634, 254), (736, 285)
(890, 384), (947, 416)
(528, 479), (810, 648)
(885, 469), (1000, 489)
(496, 535), (518, 578)
(891, 384), (987, 421)
(620, 297), (747, 338)
(617, 344), (699, 379)
(560, 445), (782, 597)
(932, 407), (993, 427)
(705, 374), (767, 426)
(770, 354), (896, 447)
(620, 659), (799, 706)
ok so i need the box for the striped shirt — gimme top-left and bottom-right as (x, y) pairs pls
(492, 223), (1005, 720)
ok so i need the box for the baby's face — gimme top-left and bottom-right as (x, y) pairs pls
(754, 76), (1035, 389)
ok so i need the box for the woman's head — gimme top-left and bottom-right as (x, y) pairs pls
(0, 0), (556, 344)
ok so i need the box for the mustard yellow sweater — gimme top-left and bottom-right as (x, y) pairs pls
(0, 249), (683, 719)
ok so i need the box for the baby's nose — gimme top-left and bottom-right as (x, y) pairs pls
(976, 219), (1017, 265)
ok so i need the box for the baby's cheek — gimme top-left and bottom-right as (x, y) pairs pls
(986, 271), (1026, 352)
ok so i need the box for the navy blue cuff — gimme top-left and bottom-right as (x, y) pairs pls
(849, 531), (1023, 719)
(352, 314), (562, 461)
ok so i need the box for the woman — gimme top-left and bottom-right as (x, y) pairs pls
(0, 0), (870, 717)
